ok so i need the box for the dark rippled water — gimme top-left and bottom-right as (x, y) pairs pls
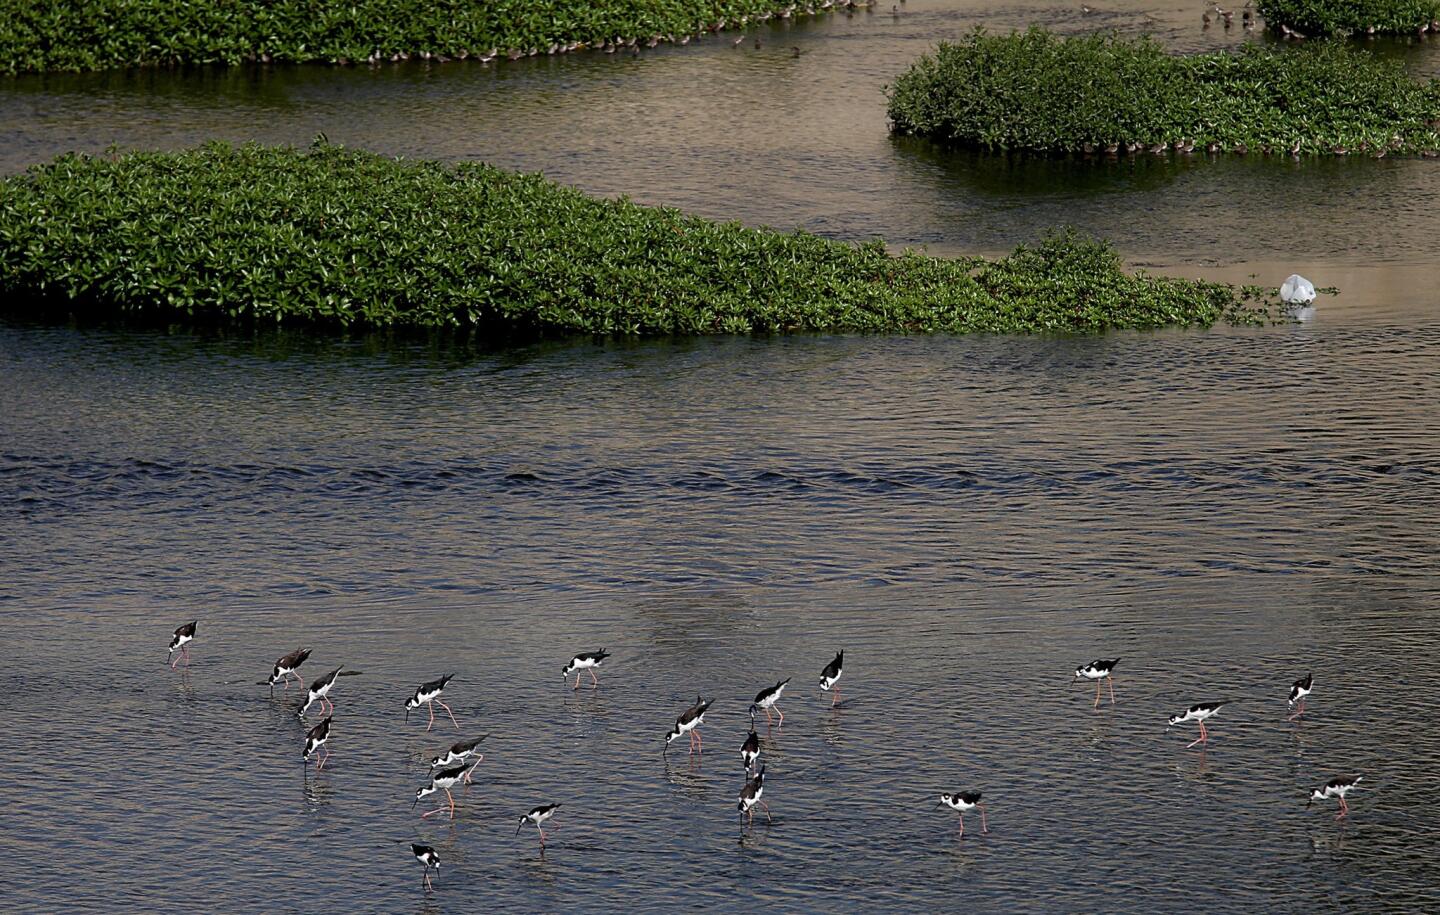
(3, 311), (1440, 911)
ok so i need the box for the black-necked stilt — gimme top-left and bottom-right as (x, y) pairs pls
(167, 621), (197, 669)
(1073, 658), (1120, 709)
(414, 760), (479, 820)
(430, 735), (489, 782)
(1287, 673), (1313, 721)
(563, 649), (611, 689)
(1308, 775), (1362, 818)
(303, 716), (332, 770)
(739, 765), (770, 825)
(1168, 702), (1224, 748)
(406, 674), (459, 731)
(664, 696), (713, 756)
(820, 651), (844, 707)
(269, 647), (312, 694)
(300, 666), (343, 717)
(516, 803), (561, 845)
(410, 843), (440, 890)
(936, 791), (988, 836)
(750, 678), (790, 726)
(741, 725), (760, 774)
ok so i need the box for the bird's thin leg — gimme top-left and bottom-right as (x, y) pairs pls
(539, 828), (547, 845)
(1094, 681), (1102, 709)
(762, 800), (772, 823)
(423, 870), (432, 890)
(765, 707), (773, 725)
(573, 674), (581, 690)
(427, 702), (435, 731)
(696, 729), (703, 753)
(1108, 677), (1116, 705)
(170, 653), (179, 670)
(421, 806), (448, 818)
(980, 805), (989, 833)
(446, 787), (455, 819)
(436, 699), (459, 729)
(958, 814), (965, 837)
(589, 669), (599, 688)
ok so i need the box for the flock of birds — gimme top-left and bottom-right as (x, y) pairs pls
(166, 621), (1364, 892)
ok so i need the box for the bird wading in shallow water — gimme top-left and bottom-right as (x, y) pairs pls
(1073, 658), (1120, 709)
(563, 650), (611, 689)
(269, 647), (311, 694)
(1308, 776), (1362, 818)
(936, 791), (988, 836)
(1288, 673), (1313, 721)
(739, 766), (771, 825)
(820, 651), (844, 707)
(413, 760), (479, 820)
(410, 844), (440, 890)
(665, 696), (713, 756)
(430, 735), (488, 782)
(406, 674), (459, 731)
(750, 678), (791, 726)
(741, 724), (761, 775)
(168, 621), (197, 669)
(1168, 702), (1224, 748)
(517, 803), (561, 845)
(303, 715), (332, 770)
(300, 666), (343, 717)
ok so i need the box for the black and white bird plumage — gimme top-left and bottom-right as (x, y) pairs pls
(430, 735), (489, 776)
(820, 651), (844, 706)
(516, 803), (561, 844)
(300, 665), (343, 717)
(1168, 702), (1224, 748)
(936, 791), (988, 835)
(303, 716), (332, 769)
(269, 647), (312, 693)
(167, 620), (197, 668)
(1073, 658), (1120, 708)
(741, 726), (761, 774)
(1288, 673), (1313, 720)
(414, 761), (477, 820)
(750, 678), (791, 726)
(664, 696), (713, 754)
(739, 765), (770, 824)
(411, 843), (440, 889)
(563, 649), (611, 689)
(1308, 775), (1362, 816)
(406, 674), (459, 730)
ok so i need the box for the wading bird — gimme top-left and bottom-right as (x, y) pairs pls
(300, 666), (343, 717)
(1288, 673), (1313, 721)
(741, 725), (761, 775)
(168, 621), (197, 669)
(1073, 659), (1120, 709)
(413, 760), (479, 820)
(406, 674), (459, 731)
(516, 803), (561, 845)
(936, 791), (988, 836)
(1308, 776), (1362, 818)
(411, 844), (440, 890)
(563, 650), (611, 689)
(430, 735), (488, 781)
(750, 678), (791, 726)
(820, 651), (844, 707)
(1168, 702), (1224, 748)
(739, 766), (770, 825)
(665, 696), (713, 756)
(303, 716), (332, 770)
(269, 647), (312, 694)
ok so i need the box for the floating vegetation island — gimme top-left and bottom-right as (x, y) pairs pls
(0, 0), (840, 74)
(0, 143), (1285, 336)
(1258, 0), (1440, 36)
(886, 28), (1440, 157)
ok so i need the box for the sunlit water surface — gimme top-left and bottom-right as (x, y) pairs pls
(3, 309), (1440, 911)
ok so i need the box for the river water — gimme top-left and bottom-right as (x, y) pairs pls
(3, 1), (1440, 912)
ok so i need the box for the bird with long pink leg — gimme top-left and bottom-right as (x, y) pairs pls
(516, 803), (561, 846)
(1168, 702), (1224, 749)
(664, 696), (712, 757)
(936, 791), (989, 837)
(167, 621), (196, 669)
(1308, 776), (1362, 819)
(1287, 673), (1313, 721)
(303, 716), (332, 771)
(413, 759), (480, 820)
(406, 674), (459, 731)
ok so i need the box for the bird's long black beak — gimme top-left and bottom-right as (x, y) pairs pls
(405, 707), (410, 723)
(411, 797), (418, 810)
(515, 822), (523, 835)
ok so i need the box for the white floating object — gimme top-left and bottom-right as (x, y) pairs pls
(1280, 274), (1316, 305)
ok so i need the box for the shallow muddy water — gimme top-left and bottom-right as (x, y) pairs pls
(4, 307), (1440, 911)
(4, 2), (1440, 911)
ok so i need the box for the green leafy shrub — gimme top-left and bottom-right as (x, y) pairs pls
(0, 142), (1282, 335)
(0, 0), (823, 74)
(1258, 0), (1440, 36)
(886, 28), (1440, 156)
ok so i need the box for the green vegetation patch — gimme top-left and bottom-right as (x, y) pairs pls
(0, 142), (1282, 335)
(886, 28), (1440, 156)
(0, 0), (823, 74)
(1258, 0), (1440, 36)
